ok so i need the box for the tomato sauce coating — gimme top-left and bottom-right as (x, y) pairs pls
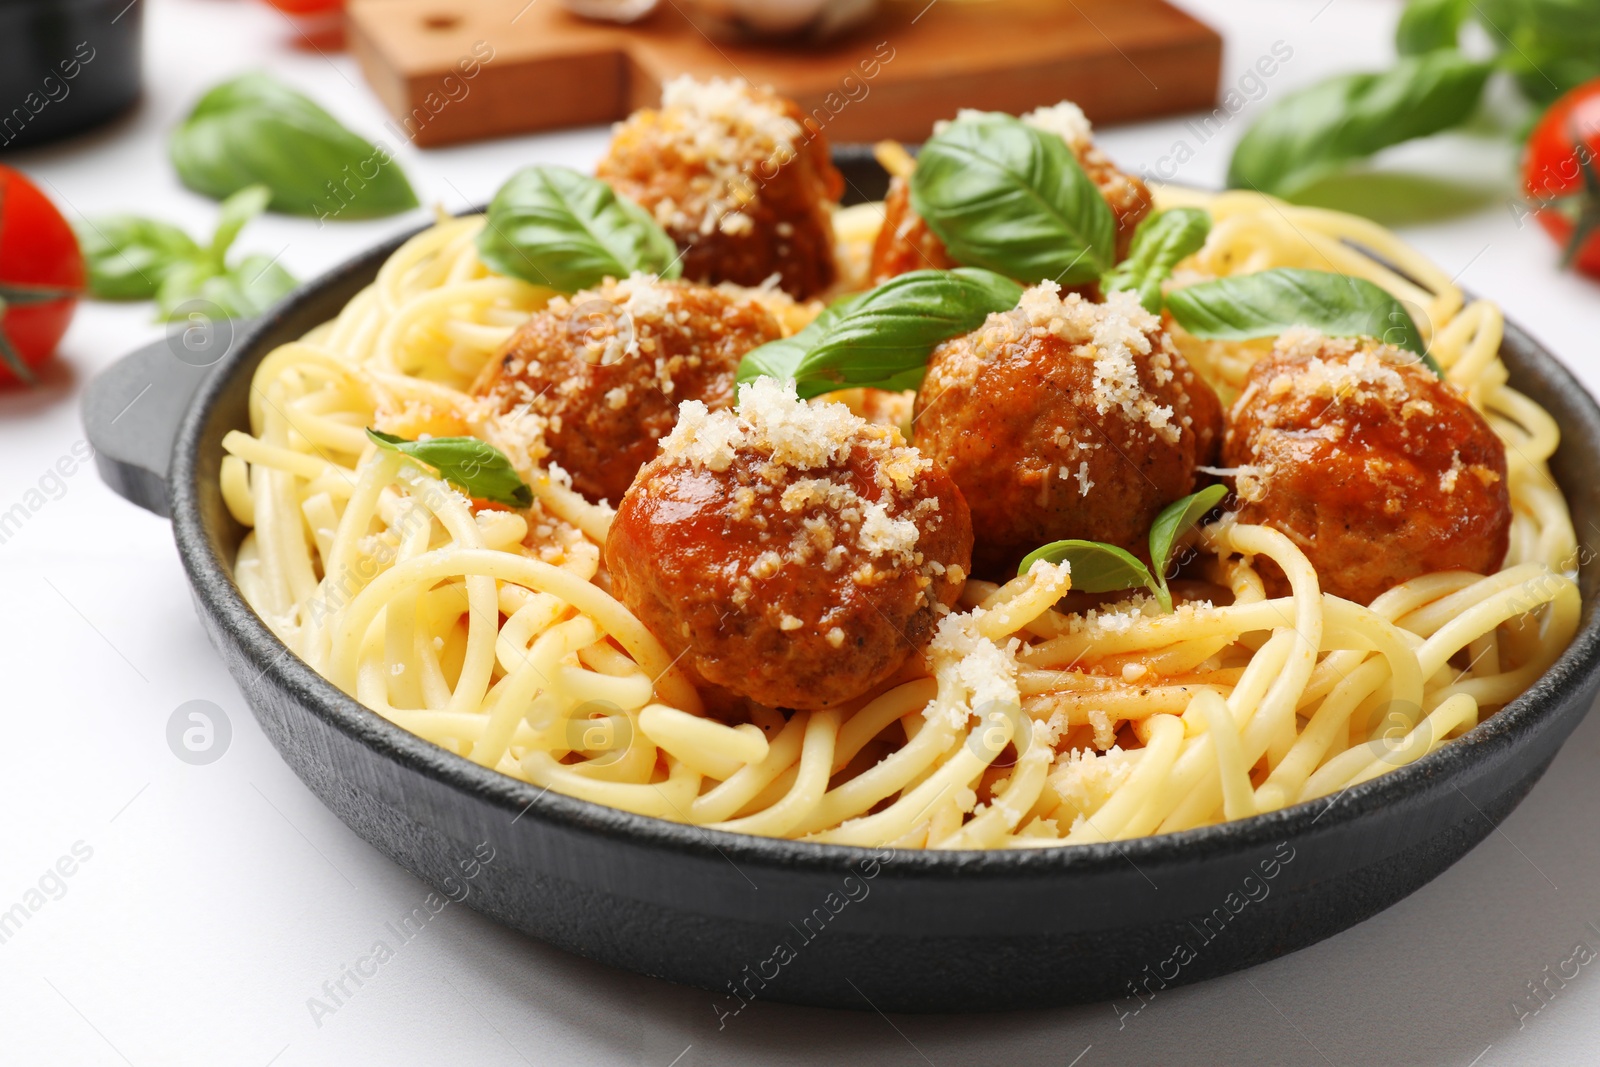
(914, 285), (1222, 578)
(598, 76), (844, 300)
(1224, 331), (1511, 604)
(607, 379), (972, 710)
(869, 103), (1152, 286)
(473, 275), (783, 505)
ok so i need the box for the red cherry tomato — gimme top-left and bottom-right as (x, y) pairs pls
(260, 0), (345, 14)
(1523, 79), (1600, 278)
(0, 164), (83, 386)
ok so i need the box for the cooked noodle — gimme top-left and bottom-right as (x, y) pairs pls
(223, 193), (1580, 849)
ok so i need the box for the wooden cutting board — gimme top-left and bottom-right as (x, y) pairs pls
(348, 0), (1220, 148)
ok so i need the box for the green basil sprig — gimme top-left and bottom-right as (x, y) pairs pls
(478, 166), (681, 292)
(1019, 541), (1153, 597)
(1165, 268), (1442, 374)
(1396, 0), (1469, 54)
(1018, 485), (1229, 612)
(1227, 52), (1492, 198)
(735, 268), (1024, 398)
(157, 252), (298, 322)
(367, 429), (533, 508)
(910, 113), (1116, 285)
(1100, 207), (1212, 313)
(1474, 0), (1600, 105)
(737, 291), (865, 396)
(77, 185), (298, 321)
(171, 73), (418, 220)
(77, 218), (202, 300)
(1148, 485), (1229, 592)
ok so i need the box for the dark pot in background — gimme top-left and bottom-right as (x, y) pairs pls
(0, 0), (142, 152)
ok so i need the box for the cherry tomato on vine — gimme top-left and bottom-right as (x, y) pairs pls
(259, 0), (344, 14)
(0, 165), (83, 386)
(1523, 78), (1600, 278)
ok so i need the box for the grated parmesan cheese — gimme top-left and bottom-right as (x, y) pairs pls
(1266, 328), (1410, 405)
(924, 607), (1023, 730)
(1440, 450), (1464, 492)
(1020, 100), (1094, 147)
(1050, 746), (1137, 810)
(658, 378), (936, 569)
(942, 282), (1181, 443)
(645, 76), (803, 237)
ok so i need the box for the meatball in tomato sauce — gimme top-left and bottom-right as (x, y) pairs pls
(607, 378), (972, 711)
(914, 284), (1222, 578)
(870, 102), (1152, 286)
(473, 274), (784, 505)
(598, 76), (844, 300)
(1224, 330), (1511, 604)
(869, 174), (957, 283)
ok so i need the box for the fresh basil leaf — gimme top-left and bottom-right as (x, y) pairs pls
(1017, 539), (1156, 598)
(910, 113), (1116, 285)
(1100, 208), (1212, 313)
(760, 269), (1023, 397)
(171, 72), (418, 219)
(1166, 268), (1441, 373)
(76, 216), (203, 300)
(478, 166), (681, 292)
(1147, 484), (1228, 610)
(154, 258), (222, 319)
(1397, 0), (1469, 53)
(367, 429), (534, 508)
(1475, 0), (1600, 104)
(1227, 52), (1492, 198)
(211, 185), (272, 261)
(204, 254), (299, 319)
(155, 253), (297, 321)
(735, 292), (865, 396)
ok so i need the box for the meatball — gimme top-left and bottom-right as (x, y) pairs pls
(914, 284), (1222, 578)
(607, 378), (972, 710)
(1224, 330), (1510, 604)
(473, 274), (782, 505)
(597, 76), (844, 300)
(869, 175), (958, 283)
(869, 102), (1153, 286)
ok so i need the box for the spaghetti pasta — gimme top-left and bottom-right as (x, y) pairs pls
(223, 189), (1580, 850)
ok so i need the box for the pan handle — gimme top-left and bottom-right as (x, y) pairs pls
(81, 323), (237, 518)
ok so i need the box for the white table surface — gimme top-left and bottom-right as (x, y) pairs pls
(4, 0), (1599, 1063)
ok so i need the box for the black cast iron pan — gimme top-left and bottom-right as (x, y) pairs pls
(80, 150), (1600, 1013)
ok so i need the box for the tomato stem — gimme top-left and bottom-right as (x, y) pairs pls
(1560, 148), (1600, 270)
(0, 300), (39, 385)
(0, 282), (79, 304)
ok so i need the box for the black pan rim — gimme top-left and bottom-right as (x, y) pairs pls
(166, 178), (1600, 876)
